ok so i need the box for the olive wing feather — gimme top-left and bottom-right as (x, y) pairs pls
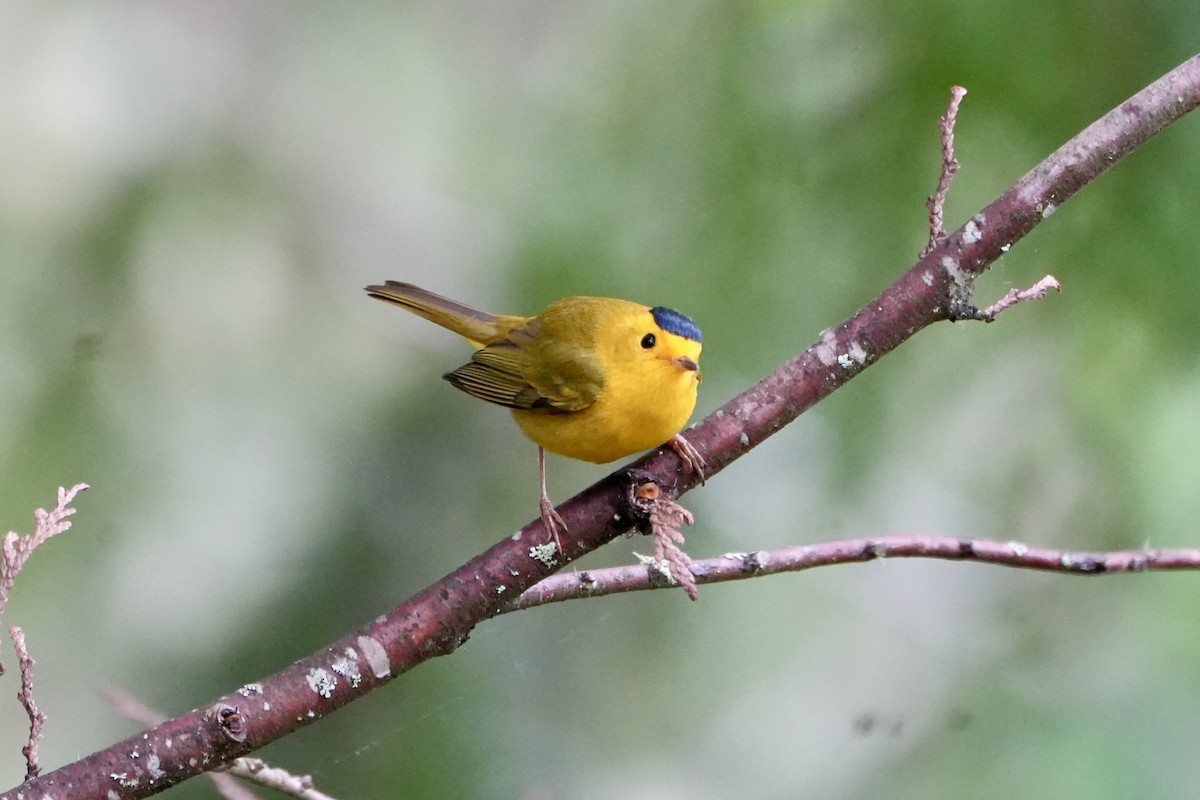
(443, 319), (602, 413)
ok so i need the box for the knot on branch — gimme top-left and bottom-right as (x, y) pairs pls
(213, 703), (248, 743)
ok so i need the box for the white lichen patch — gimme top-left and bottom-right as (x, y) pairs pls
(1041, 203), (1056, 218)
(941, 255), (964, 285)
(922, 270), (934, 286)
(1008, 541), (1028, 556)
(529, 542), (559, 566)
(941, 253), (974, 306)
(306, 667), (336, 699)
(110, 773), (139, 789)
(331, 655), (363, 689)
(814, 329), (839, 366)
(962, 218), (982, 244)
(357, 634), (391, 679)
(633, 552), (674, 582)
(237, 683), (264, 697)
(837, 341), (868, 369)
(146, 752), (165, 781)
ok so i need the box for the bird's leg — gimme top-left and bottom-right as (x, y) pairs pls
(669, 433), (707, 485)
(538, 446), (567, 555)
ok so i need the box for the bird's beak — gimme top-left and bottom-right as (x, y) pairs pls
(673, 356), (700, 372)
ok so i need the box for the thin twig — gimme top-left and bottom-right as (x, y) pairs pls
(208, 773), (262, 800)
(922, 85), (968, 256)
(1, 484), (89, 649)
(100, 685), (167, 729)
(225, 759), (337, 800)
(974, 275), (1062, 321)
(11, 628), (45, 781)
(509, 535), (1200, 608)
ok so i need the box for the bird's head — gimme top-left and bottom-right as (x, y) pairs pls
(646, 306), (703, 380)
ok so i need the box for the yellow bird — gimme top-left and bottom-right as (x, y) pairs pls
(366, 281), (704, 551)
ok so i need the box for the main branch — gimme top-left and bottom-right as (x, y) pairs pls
(6, 54), (1199, 800)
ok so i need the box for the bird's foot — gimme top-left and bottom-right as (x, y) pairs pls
(539, 494), (568, 558)
(669, 433), (707, 485)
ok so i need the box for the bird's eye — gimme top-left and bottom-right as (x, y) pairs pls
(640, 333), (656, 349)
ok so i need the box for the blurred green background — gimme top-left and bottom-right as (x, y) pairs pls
(2, 2), (1199, 798)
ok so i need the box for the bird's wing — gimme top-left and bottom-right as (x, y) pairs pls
(443, 319), (603, 412)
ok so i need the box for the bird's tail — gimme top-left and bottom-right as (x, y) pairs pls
(365, 281), (511, 347)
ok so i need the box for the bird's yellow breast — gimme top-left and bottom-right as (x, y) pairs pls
(512, 382), (698, 462)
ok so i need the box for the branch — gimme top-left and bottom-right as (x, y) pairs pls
(5, 54), (1199, 800)
(508, 536), (1200, 607)
(103, 686), (338, 800)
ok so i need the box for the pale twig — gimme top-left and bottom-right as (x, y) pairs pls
(208, 773), (262, 800)
(974, 275), (1062, 321)
(225, 759), (337, 800)
(510, 535), (1200, 608)
(99, 685), (166, 729)
(11, 628), (45, 781)
(922, 86), (968, 256)
(1, 484), (90, 653)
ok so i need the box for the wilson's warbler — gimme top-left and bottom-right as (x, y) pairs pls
(366, 281), (704, 550)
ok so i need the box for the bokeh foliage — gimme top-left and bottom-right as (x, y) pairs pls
(2, 2), (1199, 798)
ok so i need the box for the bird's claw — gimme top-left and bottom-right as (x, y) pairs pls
(669, 433), (707, 485)
(539, 495), (567, 557)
